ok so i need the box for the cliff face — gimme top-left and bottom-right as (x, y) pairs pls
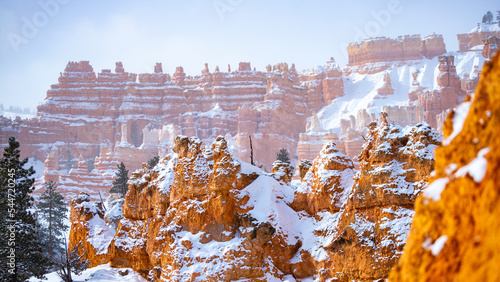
(2, 27), (489, 201)
(69, 136), (304, 280)
(290, 115), (440, 281)
(1, 59), (346, 199)
(68, 125), (438, 281)
(68, 193), (119, 267)
(347, 34), (446, 66)
(457, 23), (500, 52)
(390, 47), (500, 282)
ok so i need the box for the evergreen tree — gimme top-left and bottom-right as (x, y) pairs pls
(497, 11), (500, 27)
(485, 11), (493, 24)
(110, 162), (129, 197)
(276, 148), (291, 164)
(482, 14), (488, 24)
(0, 137), (50, 280)
(147, 156), (160, 169)
(37, 181), (68, 260)
(66, 140), (72, 173)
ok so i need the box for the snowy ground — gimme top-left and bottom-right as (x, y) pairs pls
(28, 263), (147, 282)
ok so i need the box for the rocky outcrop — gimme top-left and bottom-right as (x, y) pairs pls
(457, 23), (500, 52)
(3, 59), (344, 198)
(292, 142), (355, 215)
(68, 119), (442, 281)
(416, 55), (466, 128)
(482, 36), (500, 59)
(390, 47), (500, 282)
(291, 114), (440, 281)
(67, 136), (300, 281)
(68, 192), (117, 267)
(347, 34), (446, 66)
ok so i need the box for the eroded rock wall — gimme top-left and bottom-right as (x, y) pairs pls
(390, 45), (500, 282)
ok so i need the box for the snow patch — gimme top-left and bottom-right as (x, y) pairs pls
(422, 235), (448, 256)
(423, 178), (449, 202)
(442, 101), (471, 146)
(28, 263), (147, 282)
(455, 148), (489, 183)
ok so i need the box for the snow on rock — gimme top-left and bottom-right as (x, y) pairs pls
(455, 147), (490, 182)
(70, 127), (439, 281)
(29, 263), (147, 282)
(390, 50), (500, 282)
(442, 101), (471, 145)
(68, 193), (118, 267)
(423, 178), (449, 202)
(300, 116), (440, 281)
(292, 142), (355, 214)
(422, 235), (448, 256)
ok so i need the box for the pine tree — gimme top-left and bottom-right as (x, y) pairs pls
(147, 156), (160, 169)
(497, 11), (500, 27)
(482, 14), (488, 24)
(110, 162), (129, 197)
(485, 11), (493, 24)
(0, 137), (50, 280)
(37, 181), (68, 260)
(276, 148), (291, 164)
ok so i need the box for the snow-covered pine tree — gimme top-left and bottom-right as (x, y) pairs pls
(0, 137), (50, 280)
(110, 162), (129, 197)
(37, 181), (68, 260)
(276, 148), (291, 164)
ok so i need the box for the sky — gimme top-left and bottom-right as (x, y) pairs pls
(0, 0), (498, 109)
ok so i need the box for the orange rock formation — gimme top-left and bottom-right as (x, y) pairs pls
(347, 34), (446, 66)
(291, 114), (440, 281)
(390, 46), (500, 282)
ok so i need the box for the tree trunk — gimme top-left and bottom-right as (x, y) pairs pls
(249, 135), (255, 166)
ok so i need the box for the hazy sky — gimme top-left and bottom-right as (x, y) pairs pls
(0, 0), (498, 109)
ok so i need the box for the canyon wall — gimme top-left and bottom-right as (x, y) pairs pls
(2, 27), (493, 200)
(457, 23), (500, 52)
(1, 59), (346, 182)
(390, 45), (500, 282)
(347, 34), (446, 66)
(291, 115), (440, 281)
(68, 122), (439, 280)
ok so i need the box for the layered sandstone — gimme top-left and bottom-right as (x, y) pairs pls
(457, 23), (500, 52)
(390, 47), (500, 282)
(291, 114), (440, 281)
(68, 193), (117, 267)
(68, 136), (304, 280)
(482, 36), (500, 59)
(415, 55), (466, 128)
(347, 34), (446, 66)
(2, 59), (342, 196)
(68, 119), (441, 281)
